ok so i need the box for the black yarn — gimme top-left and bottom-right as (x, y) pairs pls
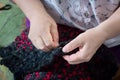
(0, 41), (69, 74)
(0, 41), (118, 80)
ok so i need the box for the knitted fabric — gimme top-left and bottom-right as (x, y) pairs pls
(0, 25), (118, 80)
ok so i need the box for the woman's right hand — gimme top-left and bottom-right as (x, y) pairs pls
(13, 0), (59, 51)
(28, 12), (59, 51)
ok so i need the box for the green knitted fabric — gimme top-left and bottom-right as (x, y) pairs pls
(0, 1), (25, 80)
(0, 0), (25, 47)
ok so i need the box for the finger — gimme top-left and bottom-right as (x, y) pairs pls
(68, 55), (92, 64)
(63, 52), (80, 62)
(63, 54), (91, 65)
(40, 31), (54, 50)
(66, 44), (89, 61)
(28, 33), (40, 49)
(78, 43), (95, 60)
(68, 60), (85, 65)
(35, 37), (49, 51)
(63, 46), (91, 61)
(67, 53), (91, 65)
(50, 23), (59, 47)
(31, 38), (40, 49)
(63, 55), (85, 65)
(62, 35), (83, 53)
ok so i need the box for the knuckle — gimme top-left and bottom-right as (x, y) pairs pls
(28, 34), (32, 39)
(68, 62), (73, 65)
(79, 55), (89, 61)
(28, 34), (31, 38)
(46, 42), (53, 47)
(85, 58), (91, 62)
(46, 44), (52, 47)
(39, 46), (46, 50)
(76, 57), (80, 61)
(79, 55), (86, 60)
(53, 23), (57, 27)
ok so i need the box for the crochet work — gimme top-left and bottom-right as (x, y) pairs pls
(0, 25), (118, 80)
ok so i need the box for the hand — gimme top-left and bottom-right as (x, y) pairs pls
(62, 27), (107, 64)
(28, 12), (59, 51)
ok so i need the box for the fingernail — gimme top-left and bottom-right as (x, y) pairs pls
(62, 47), (69, 53)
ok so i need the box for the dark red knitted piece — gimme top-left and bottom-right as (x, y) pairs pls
(0, 25), (118, 80)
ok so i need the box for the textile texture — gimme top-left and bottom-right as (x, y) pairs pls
(0, 25), (118, 80)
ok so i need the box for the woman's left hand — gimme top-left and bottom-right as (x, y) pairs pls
(62, 27), (107, 64)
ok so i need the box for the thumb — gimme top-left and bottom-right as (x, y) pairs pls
(62, 36), (83, 53)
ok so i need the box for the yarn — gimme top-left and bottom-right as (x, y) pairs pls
(0, 25), (118, 80)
